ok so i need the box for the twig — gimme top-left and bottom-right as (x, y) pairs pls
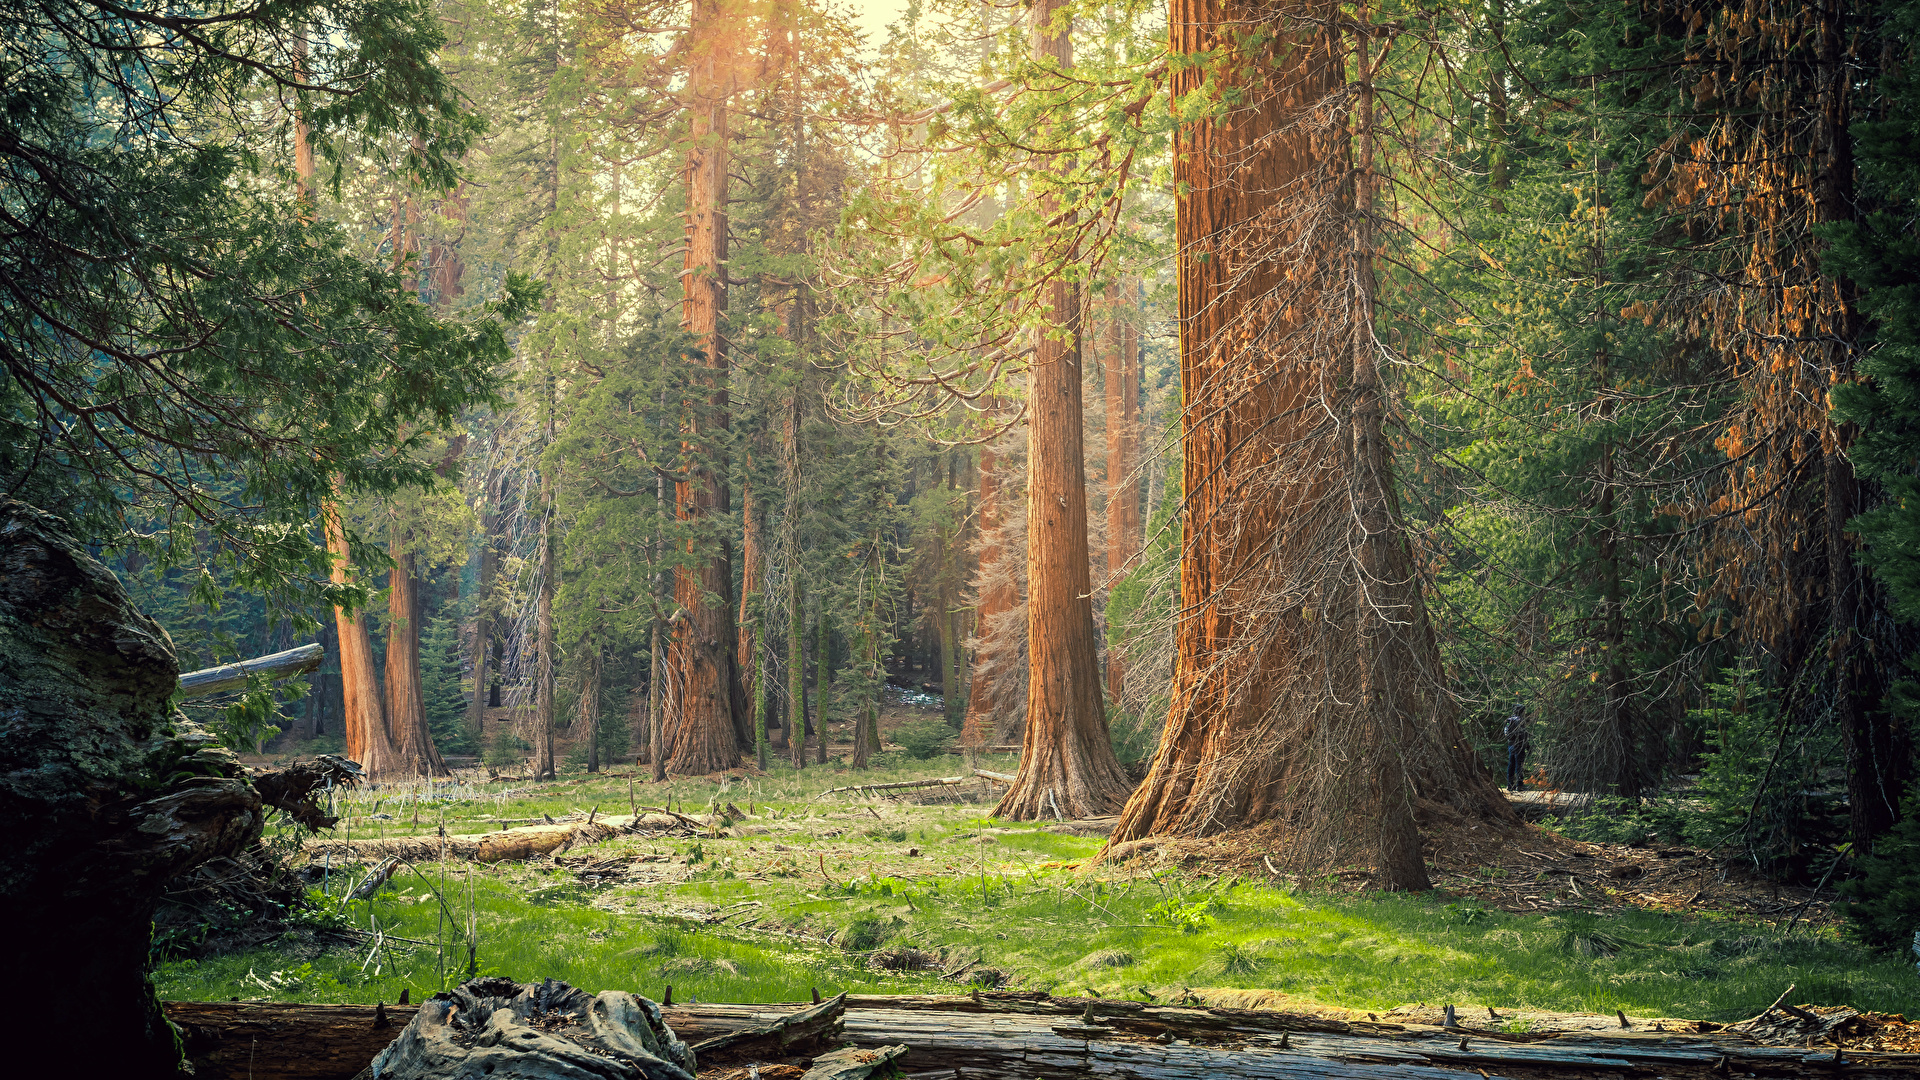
(633, 805), (707, 831)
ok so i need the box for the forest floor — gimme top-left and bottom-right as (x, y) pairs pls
(160, 697), (1920, 1034)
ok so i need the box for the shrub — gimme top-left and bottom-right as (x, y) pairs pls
(484, 730), (531, 771)
(1840, 786), (1920, 954)
(893, 719), (952, 760)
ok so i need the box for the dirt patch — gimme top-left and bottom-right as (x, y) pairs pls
(1103, 811), (1843, 927)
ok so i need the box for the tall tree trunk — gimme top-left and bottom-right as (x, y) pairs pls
(583, 640), (602, 772)
(789, 576), (808, 768)
(666, 0), (743, 775)
(995, 0), (1133, 821)
(469, 473), (500, 744)
(533, 374), (558, 781)
(1812, 0), (1899, 852)
(1107, 0), (1504, 880)
(1102, 283), (1142, 700)
(325, 501), (401, 777)
(387, 537), (451, 778)
(740, 469), (772, 767)
(961, 435), (1012, 745)
(939, 453), (964, 728)
(816, 605), (832, 764)
(1346, 23), (1428, 889)
(651, 470), (669, 780)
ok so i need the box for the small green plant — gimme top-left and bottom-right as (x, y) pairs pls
(1216, 942), (1261, 975)
(483, 730), (531, 771)
(892, 719), (953, 760)
(1147, 896), (1217, 934)
(839, 916), (897, 951)
(1557, 914), (1639, 959)
(1444, 900), (1490, 926)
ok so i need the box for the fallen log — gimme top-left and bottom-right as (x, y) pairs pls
(168, 993), (1920, 1080)
(690, 991), (848, 1063)
(168, 1000), (421, 1080)
(303, 813), (692, 864)
(179, 643), (325, 699)
(973, 769), (1016, 783)
(814, 777), (964, 799)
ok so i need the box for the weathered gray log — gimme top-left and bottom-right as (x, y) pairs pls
(170, 994), (1920, 1080)
(801, 1043), (908, 1079)
(358, 977), (696, 1080)
(974, 769), (1016, 783)
(815, 777), (965, 798)
(690, 991), (848, 1063)
(303, 813), (685, 865)
(179, 642), (325, 698)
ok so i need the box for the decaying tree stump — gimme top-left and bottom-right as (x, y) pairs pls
(0, 500), (351, 1076)
(358, 977), (696, 1080)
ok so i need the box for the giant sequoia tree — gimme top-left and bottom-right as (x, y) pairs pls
(1106, 0), (1507, 887)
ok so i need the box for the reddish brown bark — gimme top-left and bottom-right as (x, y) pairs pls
(738, 470), (763, 687)
(962, 433), (1017, 747)
(534, 376), (558, 782)
(1101, 285), (1142, 700)
(324, 501), (400, 777)
(666, 0), (744, 775)
(994, 0), (1132, 822)
(386, 538), (450, 778)
(1106, 0), (1504, 885)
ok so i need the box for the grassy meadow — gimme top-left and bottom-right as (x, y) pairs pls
(153, 752), (1920, 1023)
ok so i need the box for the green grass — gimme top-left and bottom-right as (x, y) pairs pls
(155, 757), (1920, 1021)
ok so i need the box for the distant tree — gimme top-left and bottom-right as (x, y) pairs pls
(0, 0), (535, 607)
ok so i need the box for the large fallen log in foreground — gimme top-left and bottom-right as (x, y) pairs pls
(168, 993), (1920, 1080)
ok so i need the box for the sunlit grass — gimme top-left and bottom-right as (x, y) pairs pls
(161, 756), (1920, 1020)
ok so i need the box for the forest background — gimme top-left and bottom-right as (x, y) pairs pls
(11, 0), (1920, 953)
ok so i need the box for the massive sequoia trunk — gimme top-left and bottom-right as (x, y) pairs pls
(994, 0), (1133, 821)
(1106, 0), (1505, 884)
(0, 501), (269, 1076)
(666, 0), (743, 776)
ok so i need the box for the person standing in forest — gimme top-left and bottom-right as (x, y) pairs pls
(1505, 705), (1531, 792)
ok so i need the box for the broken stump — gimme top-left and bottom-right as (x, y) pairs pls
(357, 977), (696, 1080)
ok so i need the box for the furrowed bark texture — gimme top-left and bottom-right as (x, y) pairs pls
(325, 499), (401, 777)
(995, 0), (1133, 821)
(1108, 0), (1505, 881)
(1, 500), (268, 1077)
(534, 377), (559, 782)
(388, 542), (450, 778)
(960, 437), (1009, 746)
(1103, 283), (1143, 699)
(668, 0), (743, 775)
(469, 463), (501, 741)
